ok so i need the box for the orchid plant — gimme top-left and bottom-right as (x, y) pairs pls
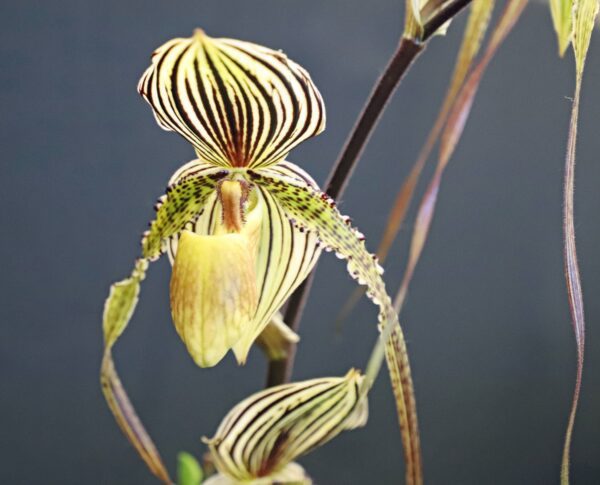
(102, 29), (417, 484)
(101, 0), (599, 484)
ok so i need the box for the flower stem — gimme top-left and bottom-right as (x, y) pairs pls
(265, 0), (473, 388)
(325, 37), (423, 199)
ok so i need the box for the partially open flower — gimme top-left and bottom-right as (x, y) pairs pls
(203, 370), (368, 484)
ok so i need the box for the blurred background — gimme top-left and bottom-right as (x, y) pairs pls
(2, 1), (600, 483)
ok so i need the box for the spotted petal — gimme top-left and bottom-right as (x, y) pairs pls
(101, 162), (225, 478)
(205, 370), (367, 482)
(138, 30), (325, 169)
(142, 162), (227, 260)
(249, 169), (422, 485)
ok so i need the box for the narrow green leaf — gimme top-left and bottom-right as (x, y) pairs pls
(250, 170), (422, 485)
(561, 1), (597, 483)
(550, 0), (574, 56)
(337, 0), (495, 327)
(393, 0), (527, 315)
(177, 452), (204, 485)
(572, 0), (599, 77)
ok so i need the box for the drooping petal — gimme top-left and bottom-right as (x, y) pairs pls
(204, 370), (367, 482)
(231, 181), (320, 362)
(101, 259), (172, 484)
(138, 30), (325, 169)
(165, 161), (322, 365)
(100, 162), (226, 479)
(142, 161), (227, 260)
(250, 168), (422, 485)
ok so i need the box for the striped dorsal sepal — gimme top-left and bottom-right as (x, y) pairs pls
(138, 30), (326, 169)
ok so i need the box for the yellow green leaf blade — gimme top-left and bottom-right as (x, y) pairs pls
(101, 261), (172, 484)
(551, 0), (574, 56)
(573, 0), (599, 77)
(250, 170), (422, 485)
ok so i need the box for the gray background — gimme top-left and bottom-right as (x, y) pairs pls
(1, 1), (600, 483)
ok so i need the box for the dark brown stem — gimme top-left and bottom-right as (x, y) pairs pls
(325, 38), (423, 199)
(265, 278), (313, 386)
(265, 0), (473, 388)
(265, 38), (422, 387)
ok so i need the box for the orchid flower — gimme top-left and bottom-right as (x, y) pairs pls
(101, 29), (421, 484)
(203, 370), (367, 484)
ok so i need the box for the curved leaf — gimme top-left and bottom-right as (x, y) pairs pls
(337, 0), (495, 327)
(394, 0), (527, 314)
(561, 0), (597, 482)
